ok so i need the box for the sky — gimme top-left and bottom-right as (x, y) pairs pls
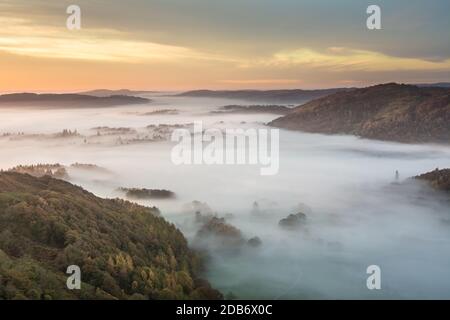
(0, 0), (449, 91)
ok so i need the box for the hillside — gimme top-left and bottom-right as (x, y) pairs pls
(416, 82), (450, 88)
(0, 172), (221, 300)
(0, 93), (150, 108)
(176, 88), (350, 104)
(269, 83), (450, 143)
(415, 168), (450, 193)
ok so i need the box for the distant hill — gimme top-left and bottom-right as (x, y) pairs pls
(0, 93), (150, 108)
(211, 105), (291, 115)
(0, 172), (221, 300)
(78, 89), (154, 97)
(269, 83), (450, 144)
(415, 82), (450, 88)
(176, 88), (351, 104)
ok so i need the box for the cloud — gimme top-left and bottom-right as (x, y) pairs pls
(245, 47), (450, 72)
(0, 2), (449, 90)
(0, 17), (237, 64)
(5, 13), (448, 74)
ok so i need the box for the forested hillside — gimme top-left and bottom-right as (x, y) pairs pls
(0, 172), (221, 300)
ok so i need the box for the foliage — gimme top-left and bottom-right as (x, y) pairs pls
(0, 172), (222, 300)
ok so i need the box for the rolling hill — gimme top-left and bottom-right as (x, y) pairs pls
(176, 88), (350, 104)
(269, 83), (450, 143)
(0, 93), (150, 108)
(78, 89), (154, 97)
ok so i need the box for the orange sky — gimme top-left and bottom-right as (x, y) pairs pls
(1, 1), (449, 92)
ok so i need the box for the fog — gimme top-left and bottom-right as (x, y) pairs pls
(1, 93), (450, 299)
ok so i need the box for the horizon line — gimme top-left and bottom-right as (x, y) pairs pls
(1, 81), (449, 95)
